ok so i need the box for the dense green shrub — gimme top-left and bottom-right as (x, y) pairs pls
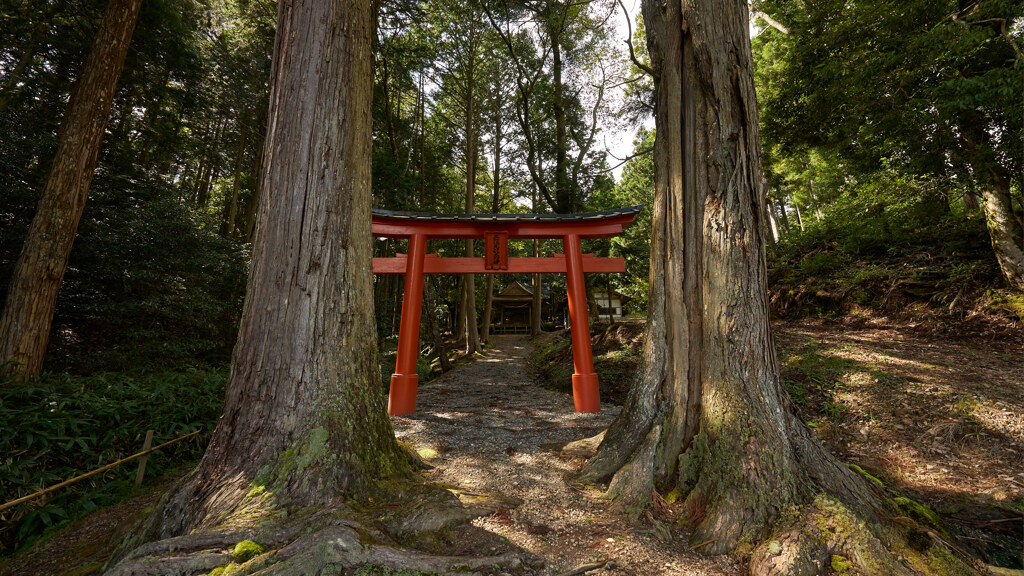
(0, 369), (227, 555)
(0, 174), (248, 374)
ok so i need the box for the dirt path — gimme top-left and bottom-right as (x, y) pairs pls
(392, 336), (739, 576)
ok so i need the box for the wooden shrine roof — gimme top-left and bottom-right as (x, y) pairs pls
(371, 205), (643, 223)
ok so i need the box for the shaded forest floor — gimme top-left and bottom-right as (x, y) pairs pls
(3, 322), (1020, 575)
(537, 317), (1024, 570)
(0, 467), (189, 576)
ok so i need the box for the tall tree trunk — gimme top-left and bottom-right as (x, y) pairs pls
(424, 278), (452, 372)
(961, 122), (1024, 292)
(127, 0), (408, 542)
(195, 118), (226, 210)
(794, 201), (805, 231)
(482, 276), (495, 343)
(456, 276), (466, 345)
(776, 197), (791, 233)
(767, 199), (781, 243)
(0, 17), (48, 115)
(462, 29), (481, 355)
(417, 71), (427, 207)
(604, 275), (614, 324)
(964, 178), (980, 211)
(550, 22), (570, 213)
(979, 166), (1024, 291)
(481, 100), (503, 344)
(530, 186), (542, 336)
(579, 2), (943, 573)
(224, 122), (249, 237)
(0, 0), (143, 375)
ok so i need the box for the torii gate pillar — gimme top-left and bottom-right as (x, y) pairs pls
(562, 233), (598, 412)
(389, 233), (426, 415)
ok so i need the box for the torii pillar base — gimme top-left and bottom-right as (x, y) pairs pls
(571, 373), (600, 413)
(389, 374), (418, 416)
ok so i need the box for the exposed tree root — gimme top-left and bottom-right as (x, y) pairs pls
(748, 495), (909, 576)
(270, 525), (523, 574)
(107, 479), (536, 576)
(109, 523), (525, 576)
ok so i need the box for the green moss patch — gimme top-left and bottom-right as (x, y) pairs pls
(830, 554), (852, 572)
(892, 496), (949, 536)
(231, 540), (266, 563)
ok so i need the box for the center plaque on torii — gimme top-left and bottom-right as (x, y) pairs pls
(372, 205), (642, 416)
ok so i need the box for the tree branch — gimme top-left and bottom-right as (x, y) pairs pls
(751, 10), (790, 34)
(617, 0), (657, 78)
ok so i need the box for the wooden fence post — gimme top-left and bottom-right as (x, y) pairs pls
(134, 430), (154, 485)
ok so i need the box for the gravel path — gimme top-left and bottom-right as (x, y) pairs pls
(392, 336), (739, 576)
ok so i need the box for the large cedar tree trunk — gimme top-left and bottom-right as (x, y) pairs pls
(134, 0), (408, 541)
(578, 1), (967, 573)
(0, 0), (143, 375)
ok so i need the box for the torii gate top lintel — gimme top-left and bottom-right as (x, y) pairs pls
(373, 205), (642, 417)
(370, 205), (642, 239)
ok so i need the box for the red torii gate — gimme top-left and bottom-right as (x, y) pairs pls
(372, 205), (641, 416)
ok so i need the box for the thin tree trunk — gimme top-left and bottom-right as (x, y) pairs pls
(0, 0), (144, 375)
(481, 97), (503, 344)
(380, 49), (400, 162)
(776, 197), (791, 233)
(550, 22), (570, 213)
(0, 18), (47, 115)
(462, 28), (481, 355)
(767, 199), (780, 243)
(530, 186), (542, 336)
(964, 178), (980, 211)
(482, 276), (495, 343)
(131, 0), (408, 541)
(195, 119), (226, 210)
(424, 277), (451, 372)
(456, 276), (466, 345)
(605, 275), (614, 324)
(418, 72), (426, 207)
(581, 2), (924, 573)
(224, 122), (248, 236)
(794, 201), (805, 231)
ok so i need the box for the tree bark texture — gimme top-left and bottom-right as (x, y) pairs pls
(581, 1), (913, 572)
(424, 278), (451, 372)
(462, 35), (482, 355)
(550, 21), (571, 214)
(776, 198), (790, 233)
(223, 122), (248, 237)
(980, 168), (1024, 291)
(481, 106), (503, 344)
(140, 0), (408, 540)
(0, 0), (143, 375)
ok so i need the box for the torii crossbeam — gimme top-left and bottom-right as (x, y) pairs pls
(373, 205), (642, 416)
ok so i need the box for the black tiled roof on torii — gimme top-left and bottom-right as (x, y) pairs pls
(371, 205), (643, 222)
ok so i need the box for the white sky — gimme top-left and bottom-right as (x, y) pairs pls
(605, 0), (646, 181)
(603, 3), (762, 180)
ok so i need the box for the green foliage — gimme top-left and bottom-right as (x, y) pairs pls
(592, 129), (655, 315)
(0, 369), (227, 554)
(1, 175), (248, 373)
(0, 0), (266, 372)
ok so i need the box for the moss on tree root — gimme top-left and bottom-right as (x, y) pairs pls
(106, 472), (529, 576)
